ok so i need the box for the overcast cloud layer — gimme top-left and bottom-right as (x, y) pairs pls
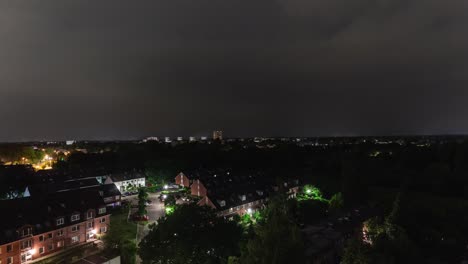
(0, 0), (467, 141)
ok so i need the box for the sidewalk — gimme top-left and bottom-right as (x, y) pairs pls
(31, 240), (102, 264)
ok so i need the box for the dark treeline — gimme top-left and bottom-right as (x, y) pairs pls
(2, 138), (468, 262)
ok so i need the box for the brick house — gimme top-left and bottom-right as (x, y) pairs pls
(176, 169), (301, 218)
(191, 179), (207, 197)
(174, 172), (190, 188)
(0, 189), (110, 264)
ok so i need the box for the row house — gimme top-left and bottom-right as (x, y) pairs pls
(104, 172), (145, 192)
(28, 179), (122, 209)
(0, 189), (110, 264)
(175, 169), (301, 217)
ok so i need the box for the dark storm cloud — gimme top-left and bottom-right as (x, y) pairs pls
(0, 0), (467, 141)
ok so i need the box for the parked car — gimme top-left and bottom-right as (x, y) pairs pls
(132, 214), (149, 221)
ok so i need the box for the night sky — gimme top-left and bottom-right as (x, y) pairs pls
(1, 0), (467, 141)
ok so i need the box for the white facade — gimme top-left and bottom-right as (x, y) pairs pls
(105, 177), (146, 192)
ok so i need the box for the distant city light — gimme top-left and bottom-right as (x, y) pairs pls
(164, 185), (168, 190)
(163, 195), (167, 199)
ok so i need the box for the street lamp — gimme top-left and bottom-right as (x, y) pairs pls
(164, 185), (168, 190)
(306, 189), (311, 194)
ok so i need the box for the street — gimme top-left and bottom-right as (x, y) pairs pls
(122, 192), (165, 241)
(122, 192), (166, 264)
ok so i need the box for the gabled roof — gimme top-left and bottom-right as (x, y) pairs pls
(0, 189), (106, 245)
(109, 172), (145, 182)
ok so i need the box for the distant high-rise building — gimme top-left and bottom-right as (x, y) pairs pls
(213, 130), (223, 140)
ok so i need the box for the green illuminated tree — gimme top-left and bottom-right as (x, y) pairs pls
(298, 184), (327, 202)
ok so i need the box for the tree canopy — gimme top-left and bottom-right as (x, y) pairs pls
(239, 195), (304, 264)
(139, 204), (242, 264)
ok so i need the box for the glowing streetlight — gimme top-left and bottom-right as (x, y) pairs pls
(247, 208), (252, 214)
(91, 229), (97, 235)
(306, 189), (312, 194)
(163, 185), (168, 190)
(163, 195), (167, 199)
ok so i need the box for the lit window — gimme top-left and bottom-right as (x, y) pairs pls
(71, 214), (80, 222)
(98, 208), (106, 214)
(57, 241), (64, 248)
(56, 218), (64, 226)
(71, 236), (79, 243)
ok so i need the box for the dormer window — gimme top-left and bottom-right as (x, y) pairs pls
(71, 214), (80, 222)
(56, 218), (64, 226)
(98, 208), (106, 214)
(21, 227), (32, 237)
(87, 211), (93, 219)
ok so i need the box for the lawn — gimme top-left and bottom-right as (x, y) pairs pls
(110, 206), (137, 242)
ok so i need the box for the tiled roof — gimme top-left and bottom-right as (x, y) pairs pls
(0, 189), (106, 245)
(109, 172), (144, 182)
